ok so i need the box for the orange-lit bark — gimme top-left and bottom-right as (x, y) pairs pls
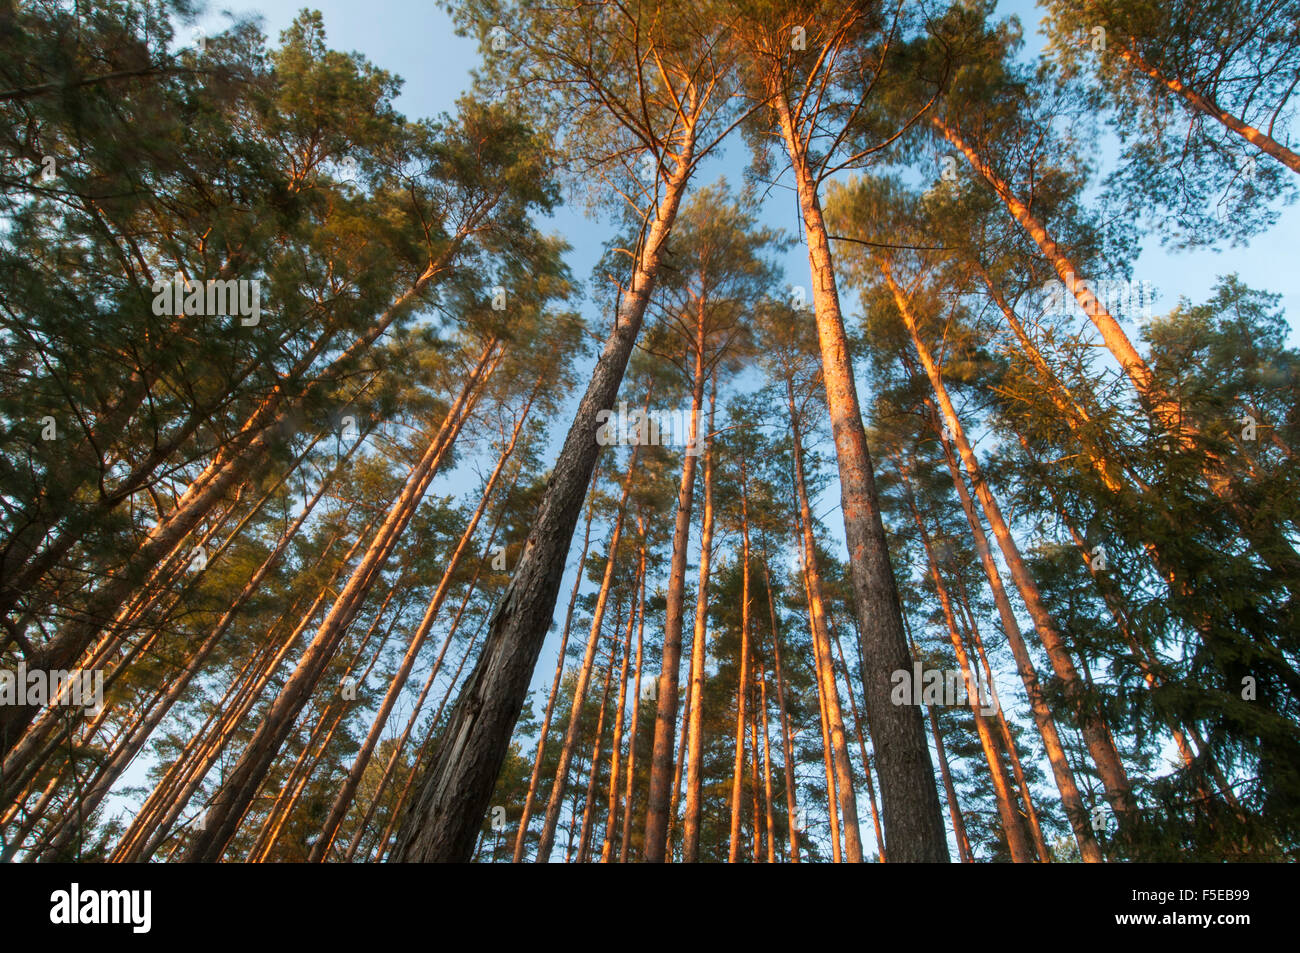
(645, 306), (707, 863)
(536, 440), (643, 863)
(949, 570), (1050, 862)
(727, 460), (755, 863)
(575, 635), (619, 864)
(886, 267), (1134, 836)
(1115, 44), (1300, 175)
(787, 380), (862, 862)
(601, 557), (640, 862)
(897, 462), (1034, 863)
(619, 527), (648, 864)
(681, 376), (718, 863)
(775, 88), (947, 863)
(758, 657), (777, 863)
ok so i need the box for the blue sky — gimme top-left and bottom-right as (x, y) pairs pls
(208, 0), (1299, 326)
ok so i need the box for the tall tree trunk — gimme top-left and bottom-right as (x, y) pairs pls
(787, 380), (863, 862)
(111, 514), (375, 862)
(761, 559), (800, 863)
(951, 569), (1052, 863)
(897, 462), (1034, 863)
(775, 93), (947, 861)
(681, 374), (718, 863)
(575, 634), (619, 864)
(600, 557), (639, 862)
(618, 528), (648, 864)
(391, 122), (698, 863)
(645, 333), (708, 863)
(727, 463), (754, 863)
(921, 396), (1102, 862)
(940, 115), (1300, 591)
(920, 649), (972, 864)
(758, 656), (777, 863)
(1115, 43), (1300, 174)
(830, 618), (887, 862)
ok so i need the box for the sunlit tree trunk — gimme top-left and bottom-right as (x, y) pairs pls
(601, 557), (639, 862)
(680, 374), (717, 862)
(645, 318), (708, 863)
(897, 461), (1034, 863)
(951, 570), (1052, 863)
(1114, 43), (1300, 174)
(727, 462), (755, 862)
(887, 266), (1134, 838)
(619, 528), (648, 864)
(536, 439), (643, 863)
(575, 635), (619, 864)
(310, 380), (540, 861)
(787, 379), (862, 862)
(775, 93), (947, 861)
(830, 619), (887, 862)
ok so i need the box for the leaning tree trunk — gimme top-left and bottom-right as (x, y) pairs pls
(1115, 43), (1300, 174)
(897, 462), (1034, 863)
(390, 124), (698, 863)
(183, 342), (498, 861)
(886, 265), (1134, 839)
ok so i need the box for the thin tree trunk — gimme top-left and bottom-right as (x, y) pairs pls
(761, 559), (800, 864)
(897, 461), (1035, 863)
(618, 528), (648, 864)
(681, 375), (717, 862)
(184, 343), (499, 861)
(1115, 43), (1300, 174)
(575, 634), (619, 864)
(951, 569), (1052, 863)
(921, 395), (1102, 862)
(727, 463), (754, 862)
(535, 439), (644, 863)
(829, 618), (887, 862)
(758, 656), (777, 863)
(309, 379), (540, 861)
(512, 470), (601, 862)
(600, 556), (639, 862)
(886, 266), (1135, 836)
(787, 379), (862, 862)
(645, 324), (708, 862)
